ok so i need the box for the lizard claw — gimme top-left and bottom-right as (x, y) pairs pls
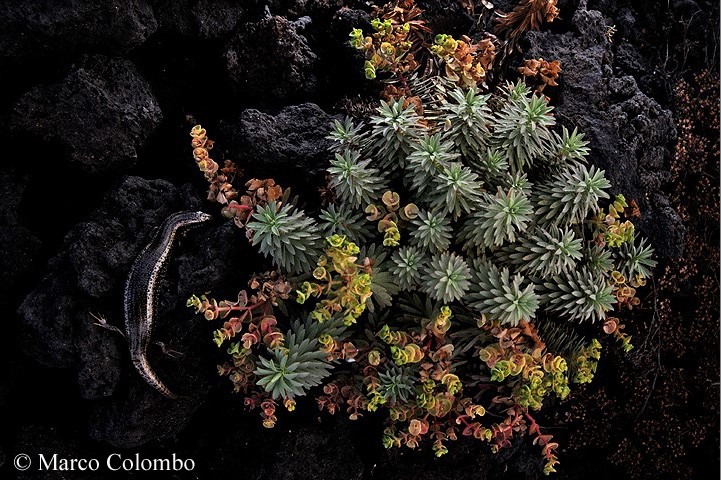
(90, 311), (126, 337)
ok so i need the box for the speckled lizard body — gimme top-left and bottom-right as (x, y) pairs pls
(124, 211), (211, 398)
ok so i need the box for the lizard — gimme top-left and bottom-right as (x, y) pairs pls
(122, 210), (212, 399)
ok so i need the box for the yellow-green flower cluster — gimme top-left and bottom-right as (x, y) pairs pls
(441, 373), (462, 395)
(367, 390), (385, 412)
(378, 324), (423, 365)
(594, 194), (636, 247)
(377, 324), (413, 346)
(616, 333), (633, 352)
(514, 354), (570, 410)
(481, 348), (570, 410)
(416, 379), (436, 409)
(382, 219), (401, 246)
(390, 343), (424, 365)
(430, 33), (495, 88)
(349, 18), (415, 80)
(296, 235), (373, 325)
(572, 339), (602, 383)
(366, 191), (419, 247)
(431, 34), (458, 55)
(430, 306), (452, 337)
(415, 385), (455, 417)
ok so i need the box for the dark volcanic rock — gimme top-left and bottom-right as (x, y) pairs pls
(330, 7), (372, 37)
(378, 437), (543, 480)
(2, 1), (157, 64)
(264, 421), (364, 480)
(224, 15), (318, 103)
(219, 103), (333, 182)
(524, 4), (683, 258)
(190, 409), (366, 479)
(417, 0), (474, 36)
(10, 55), (163, 176)
(153, 0), (246, 39)
(0, 170), (42, 310)
(18, 273), (81, 369)
(0, 172), (41, 472)
(88, 378), (201, 448)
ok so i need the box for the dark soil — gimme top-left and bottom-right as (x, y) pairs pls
(0, 1), (718, 479)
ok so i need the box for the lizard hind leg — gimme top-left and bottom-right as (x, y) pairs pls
(153, 341), (184, 358)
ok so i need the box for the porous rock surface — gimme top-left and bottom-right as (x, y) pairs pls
(153, 0), (246, 39)
(10, 56), (164, 176)
(1, 0), (157, 64)
(224, 15), (318, 103)
(219, 103), (334, 181)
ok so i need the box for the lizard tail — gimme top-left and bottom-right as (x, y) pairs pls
(131, 354), (178, 399)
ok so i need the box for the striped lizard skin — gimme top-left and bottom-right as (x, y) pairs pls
(124, 211), (212, 398)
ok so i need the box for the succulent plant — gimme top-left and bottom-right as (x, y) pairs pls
(476, 149), (509, 179)
(368, 98), (422, 170)
(255, 321), (334, 400)
(410, 209), (453, 252)
(406, 134), (459, 197)
(616, 237), (657, 279)
(379, 366), (417, 404)
(391, 246), (428, 291)
(319, 204), (372, 243)
(492, 89), (555, 173)
(539, 268), (616, 322)
(328, 150), (387, 209)
(585, 246), (614, 274)
(327, 117), (365, 153)
(441, 87), (493, 160)
(533, 163), (611, 225)
(190, 36), (657, 472)
(553, 126), (590, 163)
(363, 243), (400, 310)
(430, 162), (484, 218)
(502, 171), (533, 196)
(495, 226), (583, 276)
(422, 252), (472, 303)
(247, 201), (322, 274)
(459, 187), (533, 250)
(468, 260), (539, 326)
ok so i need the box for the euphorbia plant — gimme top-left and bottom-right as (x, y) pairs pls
(184, 0), (656, 475)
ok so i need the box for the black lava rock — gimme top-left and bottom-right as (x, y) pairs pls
(10, 55), (163, 176)
(0, 170), (42, 311)
(153, 0), (247, 39)
(219, 102), (333, 184)
(188, 408), (366, 479)
(524, 4), (683, 258)
(262, 420), (365, 480)
(224, 15), (318, 103)
(2, 1), (157, 65)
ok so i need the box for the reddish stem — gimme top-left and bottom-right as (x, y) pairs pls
(227, 203), (253, 211)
